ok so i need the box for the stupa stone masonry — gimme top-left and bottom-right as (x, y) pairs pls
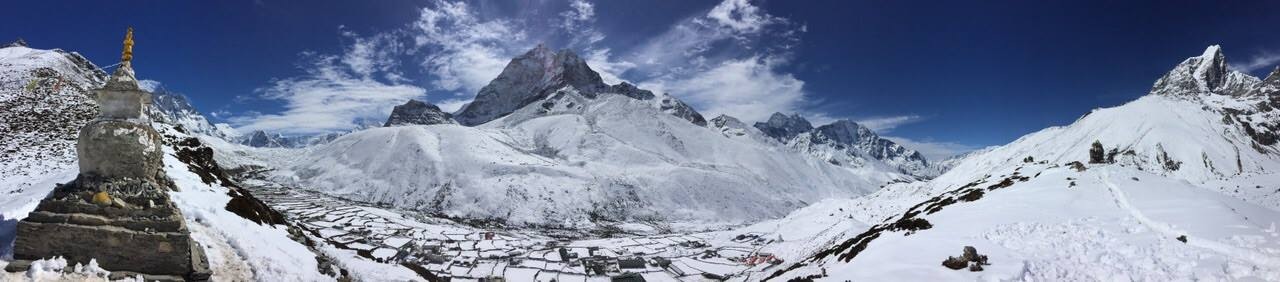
(4, 28), (211, 282)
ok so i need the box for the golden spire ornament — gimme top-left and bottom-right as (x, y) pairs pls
(121, 27), (134, 66)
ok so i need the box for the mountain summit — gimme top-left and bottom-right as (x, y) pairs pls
(453, 45), (609, 125)
(453, 45), (704, 126)
(1149, 45), (1259, 97)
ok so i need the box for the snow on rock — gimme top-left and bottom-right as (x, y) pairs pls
(383, 99), (455, 127)
(0, 45), (104, 210)
(755, 112), (936, 179)
(453, 45), (705, 126)
(0, 256), (141, 282)
(164, 142), (334, 281)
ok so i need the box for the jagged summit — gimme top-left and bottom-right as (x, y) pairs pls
(751, 112), (935, 178)
(754, 112), (813, 140)
(1248, 66), (1280, 97)
(241, 130), (286, 148)
(384, 99), (455, 126)
(1149, 45), (1259, 97)
(453, 45), (705, 126)
(5, 38), (28, 48)
(453, 44), (608, 125)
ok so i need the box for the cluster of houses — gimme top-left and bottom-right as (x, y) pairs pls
(250, 185), (786, 281)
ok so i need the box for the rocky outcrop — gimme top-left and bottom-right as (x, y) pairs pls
(1149, 45), (1260, 97)
(5, 38), (27, 48)
(384, 99), (455, 127)
(453, 45), (708, 127)
(454, 45), (608, 125)
(754, 113), (814, 140)
(5, 62), (210, 281)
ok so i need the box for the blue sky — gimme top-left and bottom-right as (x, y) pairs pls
(5, 0), (1279, 158)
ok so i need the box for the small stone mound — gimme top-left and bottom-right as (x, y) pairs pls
(1067, 161), (1087, 172)
(941, 246), (989, 271)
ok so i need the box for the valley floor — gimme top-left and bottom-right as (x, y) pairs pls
(243, 180), (793, 281)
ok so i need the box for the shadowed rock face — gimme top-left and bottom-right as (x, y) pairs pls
(454, 45), (608, 126)
(384, 99), (455, 127)
(754, 112), (814, 140)
(453, 45), (707, 127)
(1149, 45), (1260, 97)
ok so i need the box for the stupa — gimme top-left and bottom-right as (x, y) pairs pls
(4, 28), (211, 281)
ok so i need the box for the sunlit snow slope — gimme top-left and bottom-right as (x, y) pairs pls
(762, 46), (1280, 281)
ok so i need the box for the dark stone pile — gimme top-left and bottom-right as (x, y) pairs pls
(941, 246), (989, 272)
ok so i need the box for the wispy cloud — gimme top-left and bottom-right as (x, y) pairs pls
(228, 49), (425, 135)
(1231, 50), (1280, 74)
(412, 1), (527, 95)
(641, 57), (805, 123)
(232, 0), (931, 137)
(883, 136), (977, 160)
(855, 115), (925, 132)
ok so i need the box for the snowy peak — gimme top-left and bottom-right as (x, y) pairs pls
(754, 112), (813, 140)
(812, 120), (878, 145)
(752, 112), (935, 178)
(1249, 66), (1280, 97)
(6, 38), (28, 48)
(453, 44), (708, 127)
(384, 99), (455, 127)
(1150, 45), (1259, 97)
(453, 45), (608, 125)
(241, 130), (286, 148)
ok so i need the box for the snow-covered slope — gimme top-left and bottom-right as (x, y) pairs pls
(278, 47), (915, 228)
(0, 43), (104, 225)
(285, 90), (909, 227)
(760, 45), (1280, 281)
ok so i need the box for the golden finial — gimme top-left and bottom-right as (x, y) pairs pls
(121, 27), (134, 65)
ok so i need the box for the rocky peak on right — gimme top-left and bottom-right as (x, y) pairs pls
(1149, 45), (1261, 97)
(754, 112), (814, 140)
(1247, 66), (1280, 97)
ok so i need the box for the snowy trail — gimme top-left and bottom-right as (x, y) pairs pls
(1099, 168), (1280, 268)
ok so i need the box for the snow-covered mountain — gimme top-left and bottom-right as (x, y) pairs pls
(454, 44), (706, 126)
(0, 42), (105, 212)
(142, 81), (230, 138)
(754, 112), (936, 178)
(275, 46), (915, 228)
(761, 45), (1280, 281)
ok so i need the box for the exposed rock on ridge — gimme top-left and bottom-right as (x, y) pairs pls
(384, 99), (455, 126)
(453, 45), (706, 126)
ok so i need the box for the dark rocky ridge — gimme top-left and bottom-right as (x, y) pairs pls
(453, 45), (706, 126)
(384, 99), (455, 127)
(754, 112), (813, 140)
(755, 112), (934, 178)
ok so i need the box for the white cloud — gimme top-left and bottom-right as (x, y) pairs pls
(229, 50), (425, 135)
(1231, 50), (1280, 74)
(560, 0), (604, 47)
(412, 1), (526, 95)
(883, 136), (977, 160)
(641, 57), (805, 123)
(706, 0), (776, 34)
(854, 115), (925, 132)
(435, 98), (471, 113)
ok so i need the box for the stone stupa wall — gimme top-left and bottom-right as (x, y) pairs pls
(3, 29), (210, 282)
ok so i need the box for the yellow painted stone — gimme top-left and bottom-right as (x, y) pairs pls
(92, 191), (112, 206)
